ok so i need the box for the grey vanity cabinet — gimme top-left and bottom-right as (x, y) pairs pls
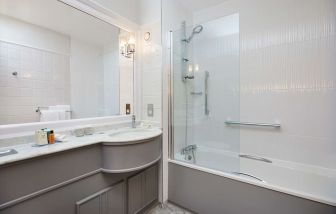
(128, 165), (158, 214)
(0, 143), (160, 214)
(76, 165), (158, 214)
(76, 181), (126, 214)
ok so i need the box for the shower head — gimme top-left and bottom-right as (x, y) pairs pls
(192, 25), (203, 34)
(183, 25), (203, 43)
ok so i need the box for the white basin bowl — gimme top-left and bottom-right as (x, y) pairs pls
(106, 127), (162, 143)
(102, 127), (162, 173)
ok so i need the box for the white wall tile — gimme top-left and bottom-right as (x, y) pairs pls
(189, 0), (336, 169)
(139, 20), (162, 123)
(0, 40), (70, 125)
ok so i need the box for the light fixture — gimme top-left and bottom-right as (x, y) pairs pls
(194, 64), (199, 72)
(120, 35), (135, 58)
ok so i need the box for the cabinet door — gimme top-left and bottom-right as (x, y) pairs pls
(104, 183), (125, 214)
(77, 196), (100, 214)
(77, 182), (125, 214)
(128, 173), (144, 214)
(128, 165), (158, 214)
(144, 165), (158, 207)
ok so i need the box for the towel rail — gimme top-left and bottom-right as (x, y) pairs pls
(36, 107), (72, 113)
(36, 107), (48, 113)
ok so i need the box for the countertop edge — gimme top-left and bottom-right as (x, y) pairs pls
(0, 130), (163, 166)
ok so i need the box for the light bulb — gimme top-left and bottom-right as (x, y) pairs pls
(188, 64), (193, 73)
(128, 35), (135, 44)
(194, 64), (199, 72)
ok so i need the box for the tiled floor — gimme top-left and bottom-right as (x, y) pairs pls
(146, 203), (194, 214)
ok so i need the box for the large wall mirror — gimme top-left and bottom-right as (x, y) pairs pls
(0, 0), (135, 125)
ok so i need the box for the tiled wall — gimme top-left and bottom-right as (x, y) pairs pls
(0, 41), (70, 125)
(140, 22), (162, 123)
(138, 0), (162, 124)
(0, 13), (122, 124)
(70, 38), (104, 119)
(119, 50), (134, 115)
(191, 0), (336, 169)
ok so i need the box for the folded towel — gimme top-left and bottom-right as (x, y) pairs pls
(40, 110), (59, 122)
(48, 105), (71, 120)
(56, 105), (71, 111)
(57, 105), (71, 120)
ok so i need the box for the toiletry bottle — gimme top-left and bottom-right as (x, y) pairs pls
(35, 130), (48, 146)
(43, 129), (51, 144)
(48, 130), (55, 144)
(35, 130), (43, 145)
(41, 131), (48, 145)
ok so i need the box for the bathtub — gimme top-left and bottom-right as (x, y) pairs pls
(172, 145), (336, 207)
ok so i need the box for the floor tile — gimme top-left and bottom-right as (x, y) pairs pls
(146, 202), (194, 214)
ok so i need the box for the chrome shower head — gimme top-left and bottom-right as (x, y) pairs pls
(183, 25), (203, 43)
(192, 25), (203, 34)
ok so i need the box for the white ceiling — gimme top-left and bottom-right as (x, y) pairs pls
(179, 0), (228, 12)
(0, 0), (120, 47)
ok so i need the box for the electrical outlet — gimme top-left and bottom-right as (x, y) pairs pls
(147, 104), (154, 117)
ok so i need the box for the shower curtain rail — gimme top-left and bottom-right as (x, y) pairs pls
(225, 120), (281, 128)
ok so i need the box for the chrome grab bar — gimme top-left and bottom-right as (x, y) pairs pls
(190, 92), (203, 95)
(239, 154), (272, 163)
(231, 172), (266, 183)
(205, 71), (209, 115)
(225, 120), (280, 128)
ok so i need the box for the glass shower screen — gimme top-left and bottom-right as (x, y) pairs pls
(170, 13), (240, 173)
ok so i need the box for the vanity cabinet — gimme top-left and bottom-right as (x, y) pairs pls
(75, 164), (159, 214)
(128, 165), (158, 214)
(0, 144), (160, 214)
(76, 181), (125, 214)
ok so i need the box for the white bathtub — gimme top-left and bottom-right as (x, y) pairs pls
(172, 145), (336, 206)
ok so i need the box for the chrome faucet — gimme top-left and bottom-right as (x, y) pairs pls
(132, 115), (136, 128)
(181, 144), (197, 163)
(181, 144), (197, 155)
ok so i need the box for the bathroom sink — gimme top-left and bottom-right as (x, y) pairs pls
(0, 149), (18, 157)
(107, 127), (162, 143)
(102, 127), (162, 173)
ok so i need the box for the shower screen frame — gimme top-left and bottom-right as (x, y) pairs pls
(168, 15), (241, 173)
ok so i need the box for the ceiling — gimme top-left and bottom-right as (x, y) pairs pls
(179, 0), (228, 12)
(0, 0), (120, 47)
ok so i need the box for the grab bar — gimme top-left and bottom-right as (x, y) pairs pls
(239, 154), (272, 163)
(231, 172), (266, 183)
(190, 92), (203, 95)
(225, 120), (280, 128)
(205, 71), (209, 115)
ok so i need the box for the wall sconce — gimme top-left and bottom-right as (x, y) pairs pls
(120, 35), (135, 58)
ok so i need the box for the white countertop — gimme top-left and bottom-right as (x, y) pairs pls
(0, 127), (162, 166)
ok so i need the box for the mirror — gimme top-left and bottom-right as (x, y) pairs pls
(0, 0), (135, 125)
